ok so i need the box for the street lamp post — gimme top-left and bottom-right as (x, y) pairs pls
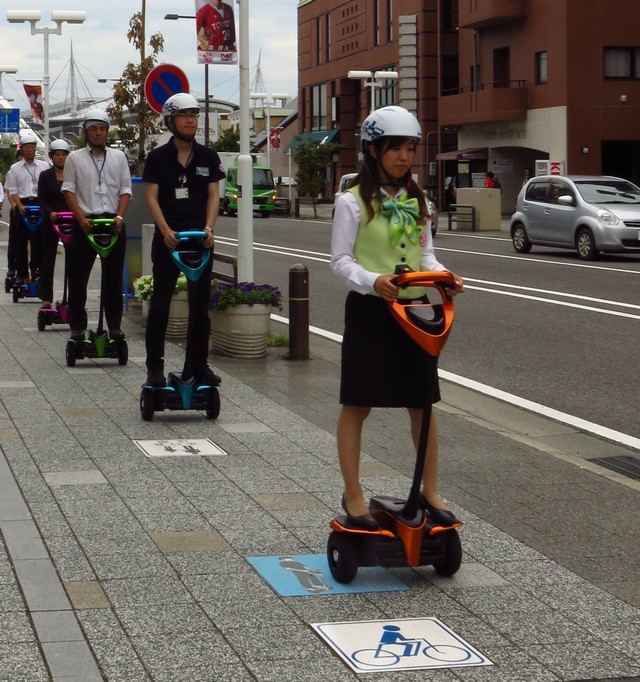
(6, 10), (86, 156)
(236, 0), (253, 281)
(249, 92), (290, 168)
(348, 69), (399, 113)
(164, 13), (210, 146)
(0, 65), (18, 100)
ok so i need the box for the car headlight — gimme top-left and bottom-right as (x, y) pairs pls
(596, 208), (619, 225)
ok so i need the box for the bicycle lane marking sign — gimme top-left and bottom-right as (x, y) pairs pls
(312, 617), (493, 673)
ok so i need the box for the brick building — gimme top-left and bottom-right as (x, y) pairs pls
(297, 0), (640, 211)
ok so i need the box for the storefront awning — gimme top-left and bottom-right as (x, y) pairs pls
(291, 130), (338, 147)
(435, 147), (488, 161)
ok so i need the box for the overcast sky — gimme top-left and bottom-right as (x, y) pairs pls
(0, 0), (298, 111)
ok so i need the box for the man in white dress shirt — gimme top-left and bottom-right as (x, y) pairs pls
(62, 109), (132, 341)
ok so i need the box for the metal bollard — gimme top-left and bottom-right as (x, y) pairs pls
(289, 263), (309, 360)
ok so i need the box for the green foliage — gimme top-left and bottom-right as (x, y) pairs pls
(107, 11), (165, 175)
(292, 138), (341, 198)
(133, 273), (188, 301)
(210, 281), (283, 311)
(0, 136), (17, 178)
(212, 127), (240, 152)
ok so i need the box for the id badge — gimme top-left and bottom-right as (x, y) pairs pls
(95, 183), (107, 195)
(175, 187), (189, 199)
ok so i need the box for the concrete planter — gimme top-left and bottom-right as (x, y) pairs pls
(166, 290), (189, 339)
(210, 304), (272, 358)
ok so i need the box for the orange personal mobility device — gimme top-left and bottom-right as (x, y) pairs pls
(327, 269), (463, 583)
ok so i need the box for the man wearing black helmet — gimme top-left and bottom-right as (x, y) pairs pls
(62, 109), (131, 342)
(142, 93), (225, 388)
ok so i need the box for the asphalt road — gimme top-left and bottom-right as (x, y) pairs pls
(214, 213), (640, 442)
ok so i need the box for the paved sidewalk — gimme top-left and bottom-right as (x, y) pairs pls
(1, 224), (640, 681)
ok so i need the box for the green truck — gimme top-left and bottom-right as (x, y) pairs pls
(219, 153), (277, 218)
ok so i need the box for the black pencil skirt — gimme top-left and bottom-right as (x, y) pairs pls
(339, 291), (441, 409)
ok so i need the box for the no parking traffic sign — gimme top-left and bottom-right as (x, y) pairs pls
(144, 64), (190, 113)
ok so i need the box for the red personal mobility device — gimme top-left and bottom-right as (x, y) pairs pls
(327, 269), (463, 583)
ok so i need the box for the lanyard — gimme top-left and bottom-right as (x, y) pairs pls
(90, 149), (107, 186)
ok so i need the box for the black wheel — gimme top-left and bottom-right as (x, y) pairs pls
(12, 287), (19, 303)
(4, 277), (11, 294)
(227, 206), (237, 217)
(37, 310), (46, 332)
(260, 211), (270, 218)
(140, 389), (155, 421)
(576, 227), (598, 260)
(327, 531), (359, 584)
(512, 223), (532, 253)
(206, 388), (221, 420)
(118, 340), (128, 366)
(65, 341), (77, 367)
(432, 529), (462, 577)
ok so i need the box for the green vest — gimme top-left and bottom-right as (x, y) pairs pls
(350, 187), (426, 299)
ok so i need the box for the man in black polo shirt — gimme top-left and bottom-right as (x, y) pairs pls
(142, 92), (225, 387)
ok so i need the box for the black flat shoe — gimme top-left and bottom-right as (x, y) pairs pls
(419, 493), (461, 527)
(341, 495), (379, 530)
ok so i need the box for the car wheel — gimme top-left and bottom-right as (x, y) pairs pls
(576, 227), (598, 260)
(512, 223), (532, 253)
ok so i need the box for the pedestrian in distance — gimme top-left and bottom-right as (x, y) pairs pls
(62, 109), (131, 341)
(142, 92), (225, 388)
(37, 138), (72, 308)
(330, 105), (464, 530)
(6, 132), (48, 283)
(4, 148), (24, 279)
(484, 171), (496, 188)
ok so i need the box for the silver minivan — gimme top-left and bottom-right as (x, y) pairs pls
(510, 175), (640, 259)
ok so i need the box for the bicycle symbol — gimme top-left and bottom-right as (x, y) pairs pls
(351, 624), (472, 668)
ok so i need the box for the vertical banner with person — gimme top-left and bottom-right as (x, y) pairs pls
(195, 0), (238, 65)
(23, 84), (44, 125)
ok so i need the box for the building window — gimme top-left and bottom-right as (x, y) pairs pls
(535, 51), (548, 84)
(604, 47), (640, 79)
(316, 17), (322, 64)
(373, 68), (397, 109)
(442, 0), (455, 33)
(311, 83), (327, 131)
(442, 56), (459, 94)
(374, 0), (380, 46)
(386, 0), (393, 43)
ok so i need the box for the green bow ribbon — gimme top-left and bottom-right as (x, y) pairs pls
(380, 196), (422, 247)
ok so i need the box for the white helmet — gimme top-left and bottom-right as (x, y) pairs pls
(162, 93), (200, 126)
(360, 106), (422, 149)
(19, 131), (39, 146)
(49, 138), (71, 155)
(83, 109), (110, 130)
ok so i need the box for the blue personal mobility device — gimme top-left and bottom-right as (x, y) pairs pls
(139, 231), (220, 421)
(10, 206), (43, 302)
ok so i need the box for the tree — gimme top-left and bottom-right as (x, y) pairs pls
(107, 7), (164, 176)
(212, 127), (240, 152)
(292, 137), (341, 217)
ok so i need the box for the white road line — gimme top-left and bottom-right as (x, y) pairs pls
(270, 313), (640, 451)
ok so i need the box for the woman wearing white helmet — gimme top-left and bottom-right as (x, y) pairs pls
(141, 92), (225, 388)
(37, 139), (72, 307)
(330, 105), (464, 529)
(62, 107), (132, 341)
